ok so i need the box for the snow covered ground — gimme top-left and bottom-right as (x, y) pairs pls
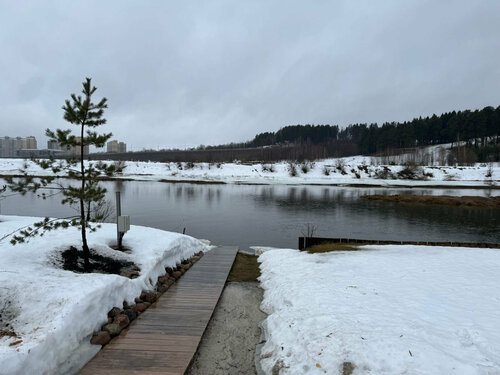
(0, 157), (498, 187)
(0, 215), (207, 375)
(258, 246), (500, 375)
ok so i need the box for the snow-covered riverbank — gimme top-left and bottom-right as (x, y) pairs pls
(0, 215), (207, 375)
(258, 246), (500, 374)
(0, 157), (498, 188)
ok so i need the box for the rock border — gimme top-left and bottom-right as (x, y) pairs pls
(90, 251), (204, 346)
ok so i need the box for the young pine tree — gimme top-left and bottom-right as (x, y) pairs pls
(7, 78), (120, 270)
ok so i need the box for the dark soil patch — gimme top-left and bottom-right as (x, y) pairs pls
(363, 194), (500, 208)
(342, 362), (356, 375)
(159, 179), (226, 185)
(59, 246), (140, 275)
(307, 243), (361, 253)
(227, 253), (261, 282)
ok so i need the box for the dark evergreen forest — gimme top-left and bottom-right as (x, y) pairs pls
(244, 106), (499, 161)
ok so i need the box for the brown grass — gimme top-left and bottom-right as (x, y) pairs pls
(0, 330), (17, 339)
(227, 253), (261, 282)
(306, 243), (360, 253)
(362, 194), (500, 208)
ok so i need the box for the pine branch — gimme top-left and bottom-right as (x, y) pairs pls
(0, 216), (80, 244)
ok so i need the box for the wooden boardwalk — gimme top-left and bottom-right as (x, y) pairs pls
(79, 246), (239, 375)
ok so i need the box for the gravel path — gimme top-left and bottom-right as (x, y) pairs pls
(186, 282), (265, 375)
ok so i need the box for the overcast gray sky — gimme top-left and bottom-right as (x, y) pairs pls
(1, 1), (500, 150)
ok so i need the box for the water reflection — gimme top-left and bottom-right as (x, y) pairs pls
(1, 180), (499, 249)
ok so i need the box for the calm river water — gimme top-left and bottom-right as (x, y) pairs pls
(1, 181), (499, 249)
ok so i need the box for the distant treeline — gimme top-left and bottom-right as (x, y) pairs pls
(243, 106), (500, 155)
(91, 106), (499, 163)
(90, 143), (359, 163)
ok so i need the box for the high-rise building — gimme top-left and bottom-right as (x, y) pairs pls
(25, 136), (37, 149)
(47, 140), (62, 150)
(0, 136), (37, 157)
(107, 140), (118, 153)
(67, 137), (89, 156)
(107, 140), (127, 153)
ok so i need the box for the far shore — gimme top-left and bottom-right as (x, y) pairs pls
(363, 194), (500, 207)
(1, 173), (498, 189)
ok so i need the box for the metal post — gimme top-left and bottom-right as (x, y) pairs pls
(116, 191), (122, 249)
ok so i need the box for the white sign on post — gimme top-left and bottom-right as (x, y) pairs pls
(118, 216), (130, 233)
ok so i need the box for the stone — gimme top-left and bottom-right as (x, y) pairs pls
(143, 302), (151, 308)
(157, 276), (168, 285)
(141, 291), (158, 303)
(114, 314), (130, 328)
(172, 271), (182, 280)
(107, 317), (113, 324)
(165, 267), (173, 275)
(123, 309), (137, 322)
(180, 263), (190, 271)
(107, 307), (122, 319)
(133, 303), (147, 313)
(167, 278), (175, 286)
(134, 297), (143, 304)
(90, 331), (111, 346)
(103, 323), (122, 337)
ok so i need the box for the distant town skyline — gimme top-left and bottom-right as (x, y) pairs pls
(1, 1), (500, 150)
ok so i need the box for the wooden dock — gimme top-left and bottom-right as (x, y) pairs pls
(79, 246), (239, 375)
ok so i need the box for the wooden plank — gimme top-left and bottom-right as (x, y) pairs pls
(79, 246), (238, 375)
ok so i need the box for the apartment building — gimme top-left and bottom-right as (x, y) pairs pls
(0, 136), (37, 157)
(47, 140), (62, 150)
(107, 140), (127, 153)
(67, 137), (89, 156)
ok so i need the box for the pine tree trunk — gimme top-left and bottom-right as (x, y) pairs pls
(80, 121), (90, 271)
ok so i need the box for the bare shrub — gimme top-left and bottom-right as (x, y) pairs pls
(301, 223), (317, 237)
(288, 162), (298, 177)
(323, 166), (330, 176)
(300, 161), (314, 174)
(89, 199), (114, 223)
(397, 162), (428, 180)
(486, 163), (493, 179)
(374, 166), (395, 179)
(335, 159), (347, 175)
(262, 164), (275, 173)
(357, 164), (369, 174)
(184, 161), (195, 169)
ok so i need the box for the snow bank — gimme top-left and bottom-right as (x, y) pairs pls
(0, 157), (498, 187)
(258, 246), (500, 374)
(0, 215), (207, 375)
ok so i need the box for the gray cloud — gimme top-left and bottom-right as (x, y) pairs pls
(1, 1), (500, 150)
